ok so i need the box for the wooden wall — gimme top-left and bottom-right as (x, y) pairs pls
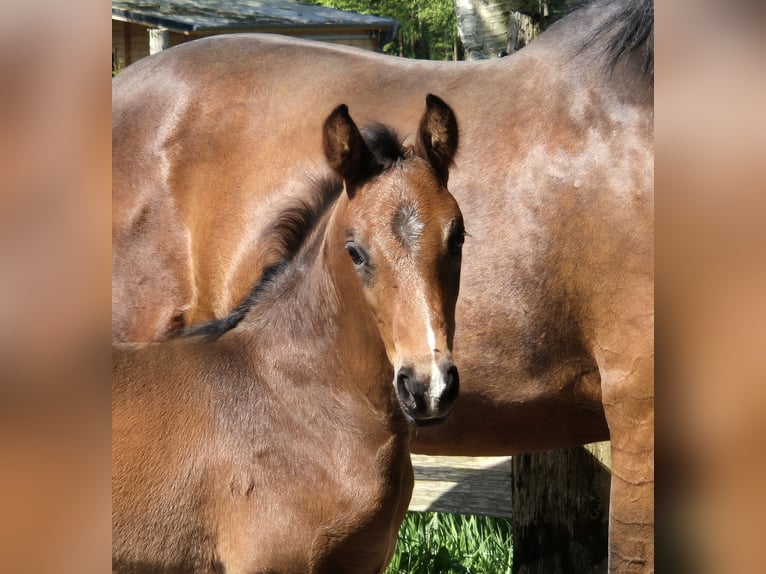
(112, 21), (204, 70)
(113, 19), (383, 71)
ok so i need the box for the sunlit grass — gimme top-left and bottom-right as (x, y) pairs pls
(386, 511), (513, 574)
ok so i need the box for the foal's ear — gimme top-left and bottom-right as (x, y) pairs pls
(323, 104), (376, 198)
(415, 94), (459, 186)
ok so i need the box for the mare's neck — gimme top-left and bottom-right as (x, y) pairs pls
(520, 0), (653, 107)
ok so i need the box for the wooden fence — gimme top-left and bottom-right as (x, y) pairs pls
(408, 443), (613, 573)
(409, 454), (514, 517)
(409, 442), (610, 517)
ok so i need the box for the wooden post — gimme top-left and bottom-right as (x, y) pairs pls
(148, 28), (169, 55)
(512, 443), (611, 574)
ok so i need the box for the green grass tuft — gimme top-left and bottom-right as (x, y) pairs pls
(385, 511), (513, 574)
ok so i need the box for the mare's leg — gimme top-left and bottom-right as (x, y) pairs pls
(595, 319), (654, 573)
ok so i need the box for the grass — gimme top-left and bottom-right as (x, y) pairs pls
(385, 511), (513, 574)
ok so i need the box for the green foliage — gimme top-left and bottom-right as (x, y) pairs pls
(385, 511), (513, 574)
(112, 55), (125, 77)
(305, 0), (459, 60)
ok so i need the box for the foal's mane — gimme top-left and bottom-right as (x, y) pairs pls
(181, 124), (406, 341)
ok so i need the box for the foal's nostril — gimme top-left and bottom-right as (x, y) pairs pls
(396, 367), (417, 403)
(396, 363), (459, 419)
(442, 364), (460, 405)
(396, 370), (411, 396)
(396, 367), (429, 413)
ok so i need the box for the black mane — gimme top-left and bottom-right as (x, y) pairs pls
(361, 123), (407, 167)
(180, 122), (406, 341)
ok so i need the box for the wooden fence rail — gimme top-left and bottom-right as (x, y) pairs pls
(409, 443), (613, 573)
(409, 455), (514, 517)
(408, 442), (611, 519)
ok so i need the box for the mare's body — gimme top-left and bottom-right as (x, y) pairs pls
(113, 100), (464, 573)
(112, 0), (654, 569)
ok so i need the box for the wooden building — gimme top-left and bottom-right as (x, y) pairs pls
(113, 0), (399, 71)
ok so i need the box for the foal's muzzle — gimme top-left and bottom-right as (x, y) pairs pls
(395, 360), (459, 424)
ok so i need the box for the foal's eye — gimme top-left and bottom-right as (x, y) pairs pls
(447, 229), (465, 255)
(346, 244), (367, 267)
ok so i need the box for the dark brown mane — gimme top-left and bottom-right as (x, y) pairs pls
(599, 0), (653, 76)
(181, 122), (407, 341)
(179, 178), (336, 341)
(570, 0), (654, 77)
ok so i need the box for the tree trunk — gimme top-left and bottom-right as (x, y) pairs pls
(453, 1), (562, 59)
(512, 443), (611, 574)
(507, 10), (540, 53)
(452, 0), (515, 59)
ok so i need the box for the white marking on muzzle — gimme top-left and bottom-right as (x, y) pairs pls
(422, 291), (447, 414)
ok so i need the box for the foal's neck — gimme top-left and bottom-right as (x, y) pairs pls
(239, 195), (399, 419)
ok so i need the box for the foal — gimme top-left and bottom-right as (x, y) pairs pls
(112, 95), (464, 573)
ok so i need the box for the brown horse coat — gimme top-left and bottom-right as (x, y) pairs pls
(113, 99), (464, 573)
(112, 0), (653, 570)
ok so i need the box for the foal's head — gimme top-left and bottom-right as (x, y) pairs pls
(323, 95), (463, 424)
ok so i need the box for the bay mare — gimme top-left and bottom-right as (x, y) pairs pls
(112, 0), (654, 569)
(113, 98), (465, 573)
